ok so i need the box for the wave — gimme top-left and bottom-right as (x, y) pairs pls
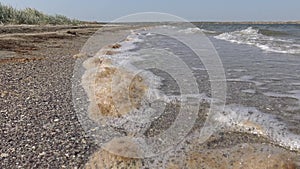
(214, 27), (300, 54)
(258, 28), (289, 36)
(178, 27), (217, 34)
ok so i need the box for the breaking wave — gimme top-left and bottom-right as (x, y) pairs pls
(178, 27), (217, 34)
(214, 27), (300, 54)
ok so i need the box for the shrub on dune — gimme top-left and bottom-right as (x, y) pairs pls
(0, 3), (80, 25)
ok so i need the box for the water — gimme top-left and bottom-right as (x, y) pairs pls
(199, 23), (300, 54)
(80, 23), (300, 168)
(144, 24), (300, 150)
(200, 24), (300, 149)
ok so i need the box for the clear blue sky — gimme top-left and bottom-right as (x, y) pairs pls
(1, 0), (300, 22)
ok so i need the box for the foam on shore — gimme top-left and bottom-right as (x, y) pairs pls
(85, 143), (297, 169)
(212, 104), (300, 151)
(80, 27), (299, 168)
(81, 30), (173, 139)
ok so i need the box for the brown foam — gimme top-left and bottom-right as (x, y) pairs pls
(168, 144), (297, 169)
(104, 50), (119, 55)
(82, 57), (148, 119)
(84, 149), (142, 169)
(85, 136), (143, 169)
(82, 57), (112, 69)
(108, 43), (122, 49)
(103, 137), (145, 158)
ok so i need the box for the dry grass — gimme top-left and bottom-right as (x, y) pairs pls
(0, 3), (80, 25)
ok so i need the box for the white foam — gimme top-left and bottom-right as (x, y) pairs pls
(191, 66), (207, 71)
(160, 25), (177, 29)
(212, 104), (300, 151)
(178, 27), (217, 34)
(145, 32), (153, 36)
(214, 27), (300, 54)
(241, 89), (256, 94)
(228, 68), (247, 72)
(292, 82), (300, 86)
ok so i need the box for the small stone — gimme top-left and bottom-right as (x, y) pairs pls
(54, 119), (59, 122)
(1, 91), (8, 97)
(39, 152), (46, 156)
(1, 153), (9, 158)
(73, 53), (87, 59)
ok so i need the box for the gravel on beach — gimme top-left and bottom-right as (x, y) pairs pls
(0, 25), (101, 168)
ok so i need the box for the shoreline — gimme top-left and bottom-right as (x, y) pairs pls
(95, 21), (300, 25)
(1, 24), (299, 168)
(192, 21), (300, 24)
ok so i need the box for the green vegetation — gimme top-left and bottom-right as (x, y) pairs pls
(0, 3), (81, 25)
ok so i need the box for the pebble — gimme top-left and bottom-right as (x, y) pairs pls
(0, 25), (101, 169)
(39, 152), (46, 156)
(0, 153), (9, 158)
(1, 91), (8, 97)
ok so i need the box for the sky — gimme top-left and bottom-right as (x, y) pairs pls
(1, 0), (300, 22)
